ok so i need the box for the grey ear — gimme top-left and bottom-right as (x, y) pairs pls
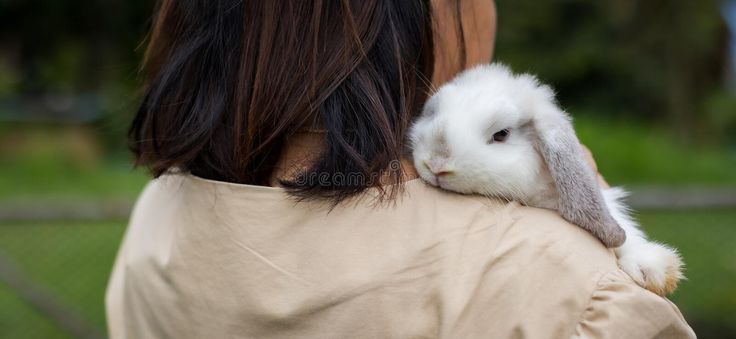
(532, 105), (626, 248)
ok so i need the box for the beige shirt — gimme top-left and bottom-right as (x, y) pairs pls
(106, 175), (695, 339)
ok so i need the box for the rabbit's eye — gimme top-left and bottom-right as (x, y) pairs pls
(490, 129), (510, 143)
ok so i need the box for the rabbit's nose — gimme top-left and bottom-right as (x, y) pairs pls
(425, 158), (453, 175)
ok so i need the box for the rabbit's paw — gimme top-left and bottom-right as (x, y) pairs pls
(617, 242), (684, 296)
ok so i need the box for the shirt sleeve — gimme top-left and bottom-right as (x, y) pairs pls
(571, 270), (696, 339)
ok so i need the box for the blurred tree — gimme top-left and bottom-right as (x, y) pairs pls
(0, 0), (150, 93)
(494, 0), (731, 143)
(0, 0), (152, 156)
(0, 0), (732, 147)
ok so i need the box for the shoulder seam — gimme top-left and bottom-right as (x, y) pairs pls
(569, 270), (619, 338)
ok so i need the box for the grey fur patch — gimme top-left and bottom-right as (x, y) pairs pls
(422, 96), (440, 119)
(434, 128), (448, 153)
(533, 113), (626, 247)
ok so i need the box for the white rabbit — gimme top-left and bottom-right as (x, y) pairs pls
(409, 63), (683, 295)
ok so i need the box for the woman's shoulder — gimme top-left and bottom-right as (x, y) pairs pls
(117, 175), (694, 338)
(406, 181), (694, 338)
(404, 179), (618, 266)
(403, 177), (621, 274)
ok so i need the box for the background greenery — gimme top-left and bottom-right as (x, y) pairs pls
(0, 0), (734, 338)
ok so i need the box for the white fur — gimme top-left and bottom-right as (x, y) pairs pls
(411, 64), (556, 206)
(604, 188), (684, 294)
(410, 63), (683, 295)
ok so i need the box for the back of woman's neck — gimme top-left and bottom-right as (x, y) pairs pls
(269, 132), (417, 187)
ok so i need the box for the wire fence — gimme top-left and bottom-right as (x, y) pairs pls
(0, 219), (125, 339)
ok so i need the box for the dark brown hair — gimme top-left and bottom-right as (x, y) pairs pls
(129, 0), (435, 202)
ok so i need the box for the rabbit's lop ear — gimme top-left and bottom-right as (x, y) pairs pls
(532, 101), (626, 248)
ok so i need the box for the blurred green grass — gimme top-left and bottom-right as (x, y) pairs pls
(1, 117), (734, 204)
(0, 221), (125, 339)
(575, 116), (736, 186)
(0, 284), (70, 339)
(0, 158), (148, 203)
(639, 209), (736, 336)
(0, 123), (149, 203)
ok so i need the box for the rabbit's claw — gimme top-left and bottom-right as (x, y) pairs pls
(617, 242), (684, 296)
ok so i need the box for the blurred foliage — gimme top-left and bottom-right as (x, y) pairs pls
(495, 0), (736, 146)
(0, 0), (150, 155)
(0, 0), (150, 92)
(0, 0), (733, 153)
